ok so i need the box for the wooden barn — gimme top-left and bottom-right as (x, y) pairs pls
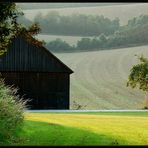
(0, 33), (73, 109)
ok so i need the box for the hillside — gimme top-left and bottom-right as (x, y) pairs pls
(22, 3), (148, 26)
(55, 46), (148, 109)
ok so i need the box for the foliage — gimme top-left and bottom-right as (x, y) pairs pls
(127, 55), (148, 109)
(17, 23), (45, 47)
(0, 79), (27, 143)
(0, 3), (43, 144)
(75, 20), (148, 51)
(45, 21), (148, 52)
(127, 15), (148, 28)
(46, 38), (75, 52)
(0, 2), (23, 55)
(44, 14), (148, 52)
(0, 2), (44, 56)
(77, 38), (92, 50)
(18, 13), (148, 52)
(32, 12), (120, 36)
(127, 55), (148, 92)
(19, 12), (148, 38)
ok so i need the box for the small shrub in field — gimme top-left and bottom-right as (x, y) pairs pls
(0, 79), (27, 143)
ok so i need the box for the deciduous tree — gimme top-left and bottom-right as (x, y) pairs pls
(127, 55), (148, 109)
(0, 2), (43, 55)
(0, 2), (22, 55)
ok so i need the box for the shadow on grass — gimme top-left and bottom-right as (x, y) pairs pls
(5, 120), (128, 146)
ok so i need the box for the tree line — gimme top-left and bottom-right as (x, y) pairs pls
(19, 11), (120, 36)
(18, 13), (148, 52)
(45, 15), (148, 52)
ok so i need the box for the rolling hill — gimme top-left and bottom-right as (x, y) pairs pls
(54, 46), (148, 110)
(22, 3), (148, 26)
(16, 3), (148, 109)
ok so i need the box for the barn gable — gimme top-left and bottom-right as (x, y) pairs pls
(0, 35), (73, 73)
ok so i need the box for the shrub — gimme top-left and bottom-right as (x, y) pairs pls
(0, 79), (27, 143)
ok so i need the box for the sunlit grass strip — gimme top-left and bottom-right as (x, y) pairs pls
(26, 111), (148, 116)
(24, 112), (148, 145)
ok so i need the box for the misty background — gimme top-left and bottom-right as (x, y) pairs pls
(15, 3), (148, 109)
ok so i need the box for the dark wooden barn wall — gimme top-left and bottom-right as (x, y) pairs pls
(0, 36), (72, 73)
(0, 35), (73, 109)
(1, 72), (70, 109)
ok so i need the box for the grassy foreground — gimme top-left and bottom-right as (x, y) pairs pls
(4, 112), (148, 146)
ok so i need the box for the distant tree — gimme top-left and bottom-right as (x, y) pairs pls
(127, 55), (148, 109)
(77, 38), (92, 50)
(127, 15), (148, 28)
(91, 37), (101, 49)
(29, 12), (120, 36)
(99, 33), (107, 48)
(127, 17), (137, 27)
(46, 38), (75, 52)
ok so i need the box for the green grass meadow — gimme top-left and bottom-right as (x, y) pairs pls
(4, 112), (148, 146)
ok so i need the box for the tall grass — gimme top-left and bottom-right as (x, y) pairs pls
(0, 78), (27, 144)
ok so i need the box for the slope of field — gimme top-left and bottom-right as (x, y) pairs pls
(54, 46), (148, 109)
(23, 3), (148, 26)
(35, 34), (93, 45)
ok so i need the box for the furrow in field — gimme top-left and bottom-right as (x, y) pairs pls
(69, 53), (116, 109)
(82, 50), (138, 108)
(71, 54), (117, 107)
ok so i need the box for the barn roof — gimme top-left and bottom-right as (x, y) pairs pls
(0, 34), (73, 74)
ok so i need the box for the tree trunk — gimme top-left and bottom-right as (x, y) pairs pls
(144, 91), (148, 109)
